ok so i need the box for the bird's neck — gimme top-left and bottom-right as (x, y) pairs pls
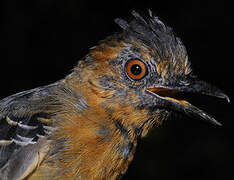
(38, 79), (146, 179)
(49, 106), (139, 179)
(34, 75), (160, 179)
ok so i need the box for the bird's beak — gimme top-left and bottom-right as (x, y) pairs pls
(146, 78), (230, 126)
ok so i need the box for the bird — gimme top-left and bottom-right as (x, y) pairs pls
(0, 10), (230, 180)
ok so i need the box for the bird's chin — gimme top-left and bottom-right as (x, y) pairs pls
(145, 81), (229, 126)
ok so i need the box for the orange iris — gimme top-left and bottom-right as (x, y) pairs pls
(125, 59), (147, 80)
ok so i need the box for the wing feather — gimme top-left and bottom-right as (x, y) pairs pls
(0, 83), (61, 179)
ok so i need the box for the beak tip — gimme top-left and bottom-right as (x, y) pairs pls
(225, 95), (230, 103)
(207, 118), (222, 126)
(220, 93), (230, 103)
(215, 121), (222, 126)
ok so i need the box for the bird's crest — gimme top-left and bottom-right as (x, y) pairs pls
(115, 10), (188, 62)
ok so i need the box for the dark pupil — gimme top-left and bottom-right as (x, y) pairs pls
(130, 64), (142, 75)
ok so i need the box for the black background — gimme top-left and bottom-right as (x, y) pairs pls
(0, 0), (233, 179)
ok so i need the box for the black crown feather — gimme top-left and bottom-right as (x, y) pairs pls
(115, 10), (187, 61)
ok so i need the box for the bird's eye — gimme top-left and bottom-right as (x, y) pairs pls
(125, 59), (147, 80)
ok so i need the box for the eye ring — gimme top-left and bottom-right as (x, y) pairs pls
(125, 59), (147, 80)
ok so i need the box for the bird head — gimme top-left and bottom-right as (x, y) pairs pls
(70, 10), (229, 138)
